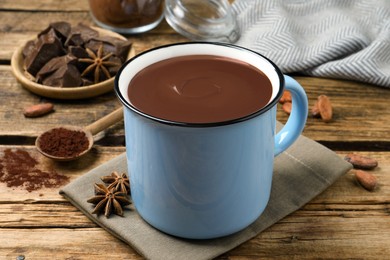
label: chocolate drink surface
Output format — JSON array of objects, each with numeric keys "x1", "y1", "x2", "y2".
[{"x1": 127, "y1": 55, "x2": 273, "y2": 124}]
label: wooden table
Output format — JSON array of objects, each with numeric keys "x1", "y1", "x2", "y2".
[{"x1": 0, "y1": 1, "x2": 389, "y2": 259}]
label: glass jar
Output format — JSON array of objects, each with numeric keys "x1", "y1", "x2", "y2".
[
  {"x1": 164, "y1": 0, "x2": 240, "y2": 43},
  {"x1": 88, "y1": 0, "x2": 164, "y2": 34}
]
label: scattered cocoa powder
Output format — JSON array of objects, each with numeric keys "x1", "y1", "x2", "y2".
[
  {"x1": 0, "y1": 149, "x2": 69, "y2": 192},
  {"x1": 38, "y1": 127, "x2": 89, "y2": 158}
]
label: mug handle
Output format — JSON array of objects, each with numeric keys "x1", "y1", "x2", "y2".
[{"x1": 274, "y1": 75, "x2": 308, "y2": 156}]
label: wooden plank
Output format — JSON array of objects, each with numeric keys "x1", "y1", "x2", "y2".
[
  {"x1": 1, "y1": 208, "x2": 389, "y2": 259},
  {"x1": 0, "y1": 11, "x2": 178, "y2": 60},
  {"x1": 0, "y1": 147, "x2": 388, "y2": 259},
  {"x1": 0, "y1": 151, "x2": 388, "y2": 223},
  {"x1": 0, "y1": 65, "x2": 125, "y2": 137},
  {"x1": 278, "y1": 77, "x2": 390, "y2": 142},
  {"x1": 1, "y1": 64, "x2": 389, "y2": 142},
  {"x1": 0, "y1": 0, "x2": 88, "y2": 11},
  {"x1": 0, "y1": 11, "x2": 91, "y2": 34},
  {"x1": 224, "y1": 212, "x2": 390, "y2": 259},
  {"x1": 312, "y1": 152, "x2": 390, "y2": 203},
  {"x1": 0, "y1": 228, "x2": 142, "y2": 259},
  {"x1": 0, "y1": 203, "x2": 95, "y2": 228},
  {"x1": 1, "y1": 199, "x2": 389, "y2": 228}
]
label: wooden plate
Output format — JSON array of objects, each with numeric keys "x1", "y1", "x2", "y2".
[{"x1": 11, "y1": 26, "x2": 134, "y2": 100}]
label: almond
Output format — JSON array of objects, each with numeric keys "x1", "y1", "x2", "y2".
[
  {"x1": 317, "y1": 95, "x2": 332, "y2": 122},
  {"x1": 282, "y1": 102, "x2": 292, "y2": 114},
  {"x1": 23, "y1": 103, "x2": 54, "y2": 118},
  {"x1": 279, "y1": 90, "x2": 292, "y2": 104},
  {"x1": 353, "y1": 170, "x2": 377, "y2": 191},
  {"x1": 345, "y1": 154, "x2": 378, "y2": 170}
]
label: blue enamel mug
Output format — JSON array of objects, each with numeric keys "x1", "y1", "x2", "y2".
[{"x1": 115, "y1": 42, "x2": 308, "y2": 239}]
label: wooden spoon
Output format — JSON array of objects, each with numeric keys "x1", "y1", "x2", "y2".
[{"x1": 36, "y1": 107, "x2": 124, "y2": 161}]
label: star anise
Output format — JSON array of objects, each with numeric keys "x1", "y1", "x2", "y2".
[
  {"x1": 101, "y1": 171, "x2": 130, "y2": 194},
  {"x1": 87, "y1": 183, "x2": 131, "y2": 218},
  {"x1": 79, "y1": 44, "x2": 121, "y2": 83}
]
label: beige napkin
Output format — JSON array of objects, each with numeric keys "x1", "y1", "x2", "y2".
[{"x1": 60, "y1": 123, "x2": 352, "y2": 260}]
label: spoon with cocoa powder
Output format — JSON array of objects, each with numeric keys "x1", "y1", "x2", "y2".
[{"x1": 36, "y1": 107, "x2": 123, "y2": 161}]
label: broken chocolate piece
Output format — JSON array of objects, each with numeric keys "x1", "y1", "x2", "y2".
[
  {"x1": 115, "y1": 40, "x2": 132, "y2": 62},
  {"x1": 39, "y1": 22, "x2": 72, "y2": 44},
  {"x1": 36, "y1": 54, "x2": 77, "y2": 83},
  {"x1": 68, "y1": 46, "x2": 89, "y2": 59},
  {"x1": 65, "y1": 33, "x2": 84, "y2": 47},
  {"x1": 107, "y1": 56, "x2": 122, "y2": 76},
  {"x1": 24, "y1": 28, "x2": 65, "y2": 76},
  {"x1": 68, "y1": 46, "x2": 90, "y2": 71},
  {"x1": 22, "y1": 22, "x2": 131, "y2": 88},
  {"x1": 71, "y1": 23, "x2": 99, "y2": 43},
  {"x1": 85, "y1": 37, "x2": 116, "y2": 57},
  {"x1": 85, "y1": 36, "x2": 132, "y2": 62},
  {"x1": 42, "y1": 64, "x2": 82, "y2": 87},
  {"x1": 50, "y1": 22, "x2": 72, "y2": 41},
  {"x1": 65, "y1": 23, "x2": 99, "y2": 47}
]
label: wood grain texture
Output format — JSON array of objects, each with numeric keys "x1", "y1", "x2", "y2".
[
  {"x1": 1, "y1": 1, "x2": 389, "y2": 259},
  {"x1": 0, "y1": 150, "x2": 388, "y2": 259},
  {"x1": 0, "y1": 0, "x2": 89, "y2": 11},
  {"x1": 1, "y1": 64, "x2": 389, "y2": 143}
]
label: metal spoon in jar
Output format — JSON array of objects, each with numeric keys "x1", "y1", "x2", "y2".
[{"x1": 36, "y1": 107, "x2": 123, "y2": 161}]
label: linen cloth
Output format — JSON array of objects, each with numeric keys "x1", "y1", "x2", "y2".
[
  {"x1": 232, "y1": 0, "x2": 390, "y2": 87},
  {"x1": 60, "y1": 122, "x2": 352, "y2": 260}
]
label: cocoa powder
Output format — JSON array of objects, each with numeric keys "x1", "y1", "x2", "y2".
[
  {"x1": 38, "y1": 127, "x2": 89, "y2": 158},
  {"x1": 0, "y1": 149, "x2": 69, "y2": 192}
]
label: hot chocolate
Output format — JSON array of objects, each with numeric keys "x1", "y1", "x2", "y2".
[{"x1": 127, "y1": 55, "x2": 273, "y2": 124}]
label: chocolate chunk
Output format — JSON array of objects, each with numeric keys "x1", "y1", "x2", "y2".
[
  {"x1": 65, "y1": 33, "x2": 84, "y2": 47},
  {"x1": 86, "y1": 36, "x2": 132, "y2": 62},
  {"x1": 24, "y1": 28, "x2": 65, "y2": 76},
  {"x1": 38, "y1": 22, "x2": 71, "y2": 44},
  {"x1": 85, "y1": 38, "x2": 115, "y2": 56},
  {"x1": 68, "y1": 46, "x2": 90, "y2": 71},
  {"x1": 42, "y1": 64, "x2": 82, "y2": 87},
  {"x1": 64, "y1": 24, "x2": 99, "y2": 47},
  {"x1": 115, "y1": 40, "x2": 132, "y2": 62},
  {"x1": 68, "y1": 46, "x2": 89, "y2": 59},
  {"x1": 71, "y1": 23, "x2": 99, "y2": 43},
  {"x1": 50, "y1": 22, "x2": 71, "y2": 40},
  {"x1": 22, "y1": 22, "x2": 131, "y2": 88},
  {"x1": 107, "y1": 56, "x2": 122, "y2": 75},
  {"x1": 36, "y1": 54, "x2": 77, "y2": 83}
]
